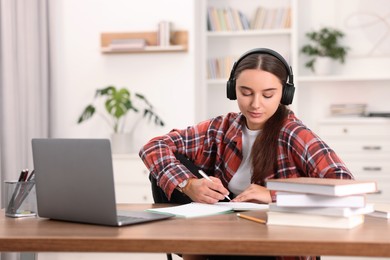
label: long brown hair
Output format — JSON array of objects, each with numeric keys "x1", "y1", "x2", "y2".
[{"x1": 233, "y1": 53, "x2": 289, "y2": 185}]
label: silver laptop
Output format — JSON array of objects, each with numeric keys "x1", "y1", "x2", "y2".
[{"x1": 31, "y1": 138, "x2": 173, "y2": 226}]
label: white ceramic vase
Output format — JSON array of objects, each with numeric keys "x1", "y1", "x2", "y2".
[
  {"x1": 314, "y1": 56, "x2": 333, "y2": 75},
  {"x1": 110, "y1": 133, "x2": 135, "y2": 154}
]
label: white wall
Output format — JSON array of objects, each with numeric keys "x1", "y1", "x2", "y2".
[
  {"x1": 49, "y1": 0, "x2": 390, "y2": 145},
  {"x1": 49, "y1": 0, "x2": 197, "y2": 149}
]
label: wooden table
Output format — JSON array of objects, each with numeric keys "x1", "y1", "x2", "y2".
[{"x1": 1, "y1": 204, "x2": 390, "y2": 257}]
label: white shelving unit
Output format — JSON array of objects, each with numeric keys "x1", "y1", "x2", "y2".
[
  {"x1": 197, "y1": 0, "x2": 390, "y2": 129},
  {"x1": 197, "y1": 0, "x2": 295, "y2": 121}
]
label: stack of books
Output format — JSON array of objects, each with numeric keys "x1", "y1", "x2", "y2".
[
  {"x1": 329, "y1": 103, "x2": 367, "y2": 117},
  {"x1": 251, "y1": 6, "x2": 292, "y2": 30},
  {"x1": 265, "y1": 178, "x2": 377, "y2": 229},
  {"x1": 207, "y1": 7, "x2": 251, "y2": 32}
]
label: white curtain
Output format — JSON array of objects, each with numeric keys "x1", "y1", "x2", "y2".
[
  {"x1": 1, "y1": 1, "x2": 50, "y2": 259},
  {"x1": 0, "y1": 0, "x2": 50, "y2": 211}
]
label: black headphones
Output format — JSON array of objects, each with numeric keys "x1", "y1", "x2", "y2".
[{"x1": 226, "y1": 48, "x2": 295, "y2": 105}]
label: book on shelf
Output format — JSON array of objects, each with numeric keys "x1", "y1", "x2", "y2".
[
  {"x1": 239, "y1": 11, "x2": 250, "y2": 30},
  {"x1": 110, "y1": 38, "x2": 146, "y2": 45},
  {"x1": 368, "y1": 203, "x2": 390, "y2": 219},
  {"x1": 104, "y1": 38, "x2": 147, "y2": 52},
  {"x1": 108, "y1": 39, "x2": 146, "y2": 51},
  {"x1": 207, "y1": 56, "x2": 234, "y2": 80},
  {"x1": 269, "y1": 203, "x2": 374, "y2": 217},
  {"x1": 266, "y1": 177, "x2": 377, "y2": 197},
  {"x1": 330, "y1": 103, "x2": 367, "y2": 117},
  {"x1": 146, "y1": 202, "x2": 267, "y2": 218},
  {"x1": 275, "y1": 191, "x2": 367, "y2": 208},
  {"x1": 157, "y1": 21, "x2": 172, "y2": 46},
  {"x1": 231, "y1": 8, "x2": 243, "y2": 31},
  {"x1": 207, "y1": 6, "x2": 250, "y2": 32},
  {"x1": 251, "y1": 6, "x2": 291, "y2": 30},
  {"x1": 266, "y1": 211, "x2": 365, "y2": 229}
]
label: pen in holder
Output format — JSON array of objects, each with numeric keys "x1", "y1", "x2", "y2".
[{"x1": 4, "y1": 180, "x2": 37, "y2": 218}]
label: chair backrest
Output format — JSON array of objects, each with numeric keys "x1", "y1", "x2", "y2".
[{"x1": 149, "y1": 152, "x2": 199, "y2": 204}]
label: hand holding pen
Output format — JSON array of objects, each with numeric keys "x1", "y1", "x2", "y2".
[
  {"x1": 198, "y1": 170, "x2": 231, "y2": 201},
  {"x1": 178, "y1": 169, "x2": 231, "y2": 203}
]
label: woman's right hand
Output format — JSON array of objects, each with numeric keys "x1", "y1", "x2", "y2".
[{"x1": 182, "y1": 177, "x2": 230, "y2": 204}]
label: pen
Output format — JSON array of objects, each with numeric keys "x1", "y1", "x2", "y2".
[
  {"x1": 18, "y1": 169, "x2": 28, "y2": 182},
  {"x1": 22, "y1": 169, "x2": 29, "y2": 181},
  {"x1": 237, "y1": 213, "x2": 266, "y2": 224},
  {"x1": 27, "y1": 170, "x2": 35, "y2": 181},
  {"x1": 198, "y1": 170, "x2": 231, "y2": 201},
  {"x1": 7, "y1": 169, "x2": 29, "y2": 214}
]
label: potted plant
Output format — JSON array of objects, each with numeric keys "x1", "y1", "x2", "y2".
[
  {"x1": 300, "y1": 27, "x2": 350, "y2": 74},
  {"x1": 77, "y1": 85, "x2": 164, "y2": 153}
]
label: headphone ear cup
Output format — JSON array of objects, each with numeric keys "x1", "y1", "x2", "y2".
[
  {"x1": 281, "y1": 83, "x2": 295, "y2": 105},
  {"x1": 226, "y1": 79, "x2": 237, "y2": 100}
]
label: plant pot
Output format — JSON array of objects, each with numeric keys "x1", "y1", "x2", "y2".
[
  {"x1": 314, "y1": 57, "x2": 333, "y2": 75},
  {"x1": 110, "y1": 133, "x2": 136, "y2": 154}
]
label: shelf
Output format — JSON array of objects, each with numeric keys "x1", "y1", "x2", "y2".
[
  {"x1": 297, "y1": 75, "x2": 390, "y2": 82},
  {"x1": 101, "y1": 31, "x2": 188, "y2": 54},
  {"x1": 207, "y1": 29, "x2": 292, "y2": 37},
  {"x1": 319, "y1": 117, "x2": 390, "y2": 124}
]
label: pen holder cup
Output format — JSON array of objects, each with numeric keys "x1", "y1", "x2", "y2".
[{"x1": 4, "y1": 180, "x2": 37, "y2": 218}]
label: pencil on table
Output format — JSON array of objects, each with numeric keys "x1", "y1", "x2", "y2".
[{"x1": 237, "y1": 213, "x2": 266, "y2": 224}]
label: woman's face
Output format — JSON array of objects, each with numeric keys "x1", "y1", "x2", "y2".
[{"x1": 236, "y1": 69, "x2": 283, "y2": 130}]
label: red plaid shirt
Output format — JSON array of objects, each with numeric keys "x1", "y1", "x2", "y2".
[
  {"x1": 140, "y1": 110, "x2": 353, "y2": 260},
  {"x1": 140, "y1": 110, "x2": 352, "y2": 199}
]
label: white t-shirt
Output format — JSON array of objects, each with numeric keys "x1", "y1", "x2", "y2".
[{"x1": 228, "y1": 125, "x2": 260, "y2": 196}]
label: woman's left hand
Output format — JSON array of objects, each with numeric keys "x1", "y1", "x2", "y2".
[{"x1": 232, "y1": 184, "x2": 272, "y2": 204}]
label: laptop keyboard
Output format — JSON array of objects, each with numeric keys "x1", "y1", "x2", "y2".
[{"x1": 117, "y1": 215, "x2": 145, "y2": 223}]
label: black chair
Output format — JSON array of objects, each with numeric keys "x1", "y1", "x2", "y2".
[
  {"x1": 149, "y1": 152, "x2": 198, "y2": 205},
  {"x1": 149, "y1": 153, "x2": 197, "y2": 260}
]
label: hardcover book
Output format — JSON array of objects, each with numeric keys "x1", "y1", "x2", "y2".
[
  {"x1": 269, "y1": 202, "x2": 374, "y2": 217},
  {"x1": 368, "y1": 203, "x2": 390, "y2": 219},
  {"x1": 275, "y1": 191, "x2": 367, "y2": 208},
  {"x1": 266, "y1": 177, "x2": 377, "y2": 196},
  {"x1": 267, "y1": 211, "x2": 365, "y2": 229}
]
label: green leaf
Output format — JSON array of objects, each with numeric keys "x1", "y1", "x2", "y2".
[
  {"x1": 77, "y1": 105, "x2": 96, "y2": 123},
  {"x1": 105, "y1": 88, "x2": 131, "y2": 119},
  {"x1": 95, "y1": 86, "x2": 115, "y2": 97}
]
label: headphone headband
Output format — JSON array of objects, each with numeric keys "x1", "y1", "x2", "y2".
[{"x1": 226, "y1": 48, "x2": 295, "y2": 105}]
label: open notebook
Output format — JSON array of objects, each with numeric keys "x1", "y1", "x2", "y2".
[{"x1": 147, "y1": 202, "x2": 269, "y2": 218}]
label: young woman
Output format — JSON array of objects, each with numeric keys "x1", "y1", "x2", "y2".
[{"x1": 139, "y1": 48, "x2": 353, "y2": 260}]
